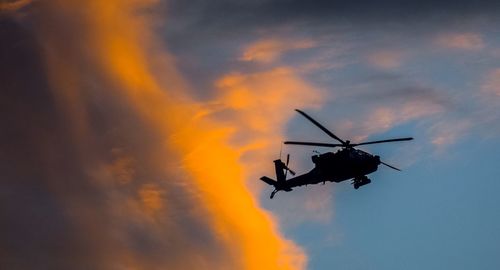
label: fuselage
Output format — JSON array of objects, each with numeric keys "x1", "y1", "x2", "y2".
[{"x1": 303, "y1": 148, "x2": 380, "y2": 184}]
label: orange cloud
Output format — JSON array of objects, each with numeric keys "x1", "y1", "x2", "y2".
[
  {"x1": 212, "y1": 66, "x2": 332, "y2": 227},
  {"x1": 213, "y1": 67, "x2": 324, "y2": 189},
  {"x1": 215, "y1": 67, "x2": 323, "y2": 132},
  {"x1": 435, "y1": 32, "x2": 485, "y2": 50},
  {"x1": 32, "y1": 0, "x2": 308, "y2": 269},
  {"x1": 138, "y1": 184, "x2": 164, "y2": 220},
  {"x1": 366, "y1": 50, "x2": 406, "y2": 69},
  {"x1": 240, "y1": 38, "x2": 316, "y2": 63},
  {"x1": 104, "y1": 148, "x2": 136, "y2": 185}
]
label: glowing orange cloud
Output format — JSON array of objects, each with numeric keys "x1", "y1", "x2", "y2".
[
  {"x1": 34, "y1": 0, "x2": 310, "y2": 269},
  {"x1": 213, "y1": 68, "x2": 324, "y2": 190}
]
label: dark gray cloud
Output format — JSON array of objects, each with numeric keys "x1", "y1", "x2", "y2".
[
  {"x1": 166, "y1": 0, "x2": 500, "y2": 37},
  {"x1": 0, "y1": 17, "x2": 85, "y2": 269},
  {"x1": 344, "y1": 73, "x2": 456, "y2": 109},
  {"x1": 163, "y1": 0, "x2": 500, "y2": 102}
]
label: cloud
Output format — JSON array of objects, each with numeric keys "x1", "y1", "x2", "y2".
[
  {"x1": 435, "y1": 32, "x2": 485, "y2": 50},
  {"x1": 366, "y1": 50, "x2": 406, "y2": 70},
  {"x1": 277, "y1": 185, "x2": 334, "y2": 225},
  {"x1": 214, "y1": 67, "x2": 323, "y2": 133},
  {"x1": 326, "y1": 82, "x2": 450, "y2": 141},
  {"x1": 212, "y1": 66, "x2": 325, "y2": 186},
  {"x1": 481, "y1": 68, "x2": 500, "y2": 96},
  {"x1": 165, "y1": 0, "x2": 500, "y2": 45},
  {"x1": 491, "y1": 48, "x2": 500, "y2": 58},
  {"x1": 5, "y1": 1, "x2": 500, "y2": 269},
  {"x1": 430, "y1": 120, "x2": 472, "y2": 148},
  {"x1": 358, "y1": 99, "x2": 443, "y2": 140},
  {"x1": 1, "y1": 0, "x2": 309, "y2": 269},
  {"x1": 0, "y1": 0, "x2": 33, "y2": 12},
  {"x1": 211, "y1": 63, "x2": 332, "y2": 225},
  {"x1": 240, "y1": 38, "x2": 316, "y2": 63}
]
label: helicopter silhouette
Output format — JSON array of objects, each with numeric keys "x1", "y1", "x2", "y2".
[{"x1": 260, "y1": 109, "x2": 413, "y2": 199}]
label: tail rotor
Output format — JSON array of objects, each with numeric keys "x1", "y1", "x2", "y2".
[{"x1": 284, "y1": 154, "x2": 296, "y2": 179}]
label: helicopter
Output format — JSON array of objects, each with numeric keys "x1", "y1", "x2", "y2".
[{"x1": 260, "y1": 109, "x2": 413, "y2": 199}]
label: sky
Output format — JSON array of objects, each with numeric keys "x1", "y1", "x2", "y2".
[{"x1": 1, "y1": 0, "x2": 500, "y2": 269}]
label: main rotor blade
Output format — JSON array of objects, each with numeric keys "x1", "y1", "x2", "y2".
[
  {"x1": 284, "y1": 141, "x2": 344, "y2": 147},
  {"x1": 380, "y1": 161, "x2": 401, "y2": 171},
  {"x1": 357, "y1": 148, "x2": 402, "y2": 171},
  {"x1": 295, "y1": 109, "x2": 346, "y2": 145},
  {"x1": 352, "y1": 137, "x2": 413, "y2": 147}
]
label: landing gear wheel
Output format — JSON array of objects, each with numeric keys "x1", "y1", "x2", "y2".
[
  {"x1": 270, "y1": 189, "x2": 278, "y2": 199},
  {"x1": 352, "y1": 176, "x2": 371, "y2": 189}
]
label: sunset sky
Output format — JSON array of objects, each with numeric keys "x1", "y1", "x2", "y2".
[{"x1": 2, "y1": 1, "x2": 500, "y2": 269}]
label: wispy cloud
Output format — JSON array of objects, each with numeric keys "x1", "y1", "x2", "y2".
[
  {"x1": 358, "y1": 100, "x2": 443, "y2": 140},
  {"x1": 327, "y1": 83, "x2": 450, "y2": 141},
  {"x1": 481, "y1": 68, "x2": 500, "y2": 96},
  {"x1": 240, "y1": 38, "x2": 316, "y2": 63},
  {"x1": 0, "y1": 0, "x2": 33, "y2": 12},
  {"x1": 366, "y1": 50, "x2": 406, "y2": 70},
  {"x1": 430, "y1": 120, "x2": 472, "y2": 148},
  {"x1": 435, "y1": 32, "x2": 485, "y2": 50}
]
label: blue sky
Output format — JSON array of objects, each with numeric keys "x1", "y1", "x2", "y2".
[
  {"x1": 273, "y1": 30, "x2": 500, "y2": 269},
  {"x1": 270, "y1": 103, "x2": 500, "y2": 270},
  {"x1": 288, "y1": 138, "x2": 500, "y2": 270}
]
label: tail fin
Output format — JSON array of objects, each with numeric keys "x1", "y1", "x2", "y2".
[
  {"x1": 260, "y1": 159, "x2": 290, "y2": 199},
  {"x1": 273, "y1": 159, "x2": 286, "y2": 184}
]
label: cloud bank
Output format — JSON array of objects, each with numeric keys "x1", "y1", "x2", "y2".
[{"x1": 0, "y1": 0, "x2": 321, "y2": 269}]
